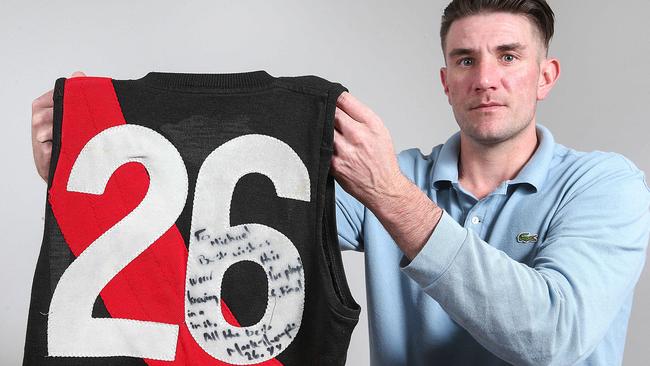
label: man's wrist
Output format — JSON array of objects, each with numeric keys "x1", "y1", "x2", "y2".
[
  {"x1": 363, "y1": 172, "x2": 412, "y2": 213},
  {"x1": 364, "y1": 173, "x2": 444, "y2": 259}
]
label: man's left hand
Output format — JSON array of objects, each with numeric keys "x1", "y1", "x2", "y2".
[
  {"x1": 331, "y1": 91, "x2": 442, "y2": 260},
  {"x1": 331, "y1": 92, "x2": 409, "y2": 210}
]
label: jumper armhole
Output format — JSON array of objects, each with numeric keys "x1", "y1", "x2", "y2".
[
  {"x1": 321, "y1": 172, "x2": 361, "y2": 318},
  {"x1": 315, "y1": 87, "x2": 360, "y2": 319}
]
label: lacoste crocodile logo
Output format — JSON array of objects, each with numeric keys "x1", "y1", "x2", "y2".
[{"x1": 516, "y1": 232, "x2": 538, "y2": 244}]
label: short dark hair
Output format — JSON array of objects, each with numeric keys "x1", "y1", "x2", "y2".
[{"x1": 440, "y1": 0, "x2": 555, "y2": 53}]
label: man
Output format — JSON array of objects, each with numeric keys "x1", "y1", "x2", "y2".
[
  {"x1": 31, "y1": 0, "x2": 649, "y2": 365},
  {"x1": 330, "y1": 1, "x2": 649, "y2": 365}
]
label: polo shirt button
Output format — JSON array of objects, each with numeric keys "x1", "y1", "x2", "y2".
[{"x1": 471, "y1": 216, "x2": 481, "y2": 224}]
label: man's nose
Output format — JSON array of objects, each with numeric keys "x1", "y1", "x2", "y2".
[{"x1": 473, "y1": 59, "x2": 500, "y2": 92}]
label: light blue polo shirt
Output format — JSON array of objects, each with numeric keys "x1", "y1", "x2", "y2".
[{"x1": 335, "y1": 124, "x2": 650, "y2": 366}]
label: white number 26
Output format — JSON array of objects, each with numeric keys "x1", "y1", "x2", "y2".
[{"x1": 48, "y1": 125, "x2": 309, "y2": 364}]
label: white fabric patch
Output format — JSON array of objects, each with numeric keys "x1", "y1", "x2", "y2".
[
  {"x1": 48, "y1": 125, "x2": 187, "y2": 360},
  {"x1": 185, "y1": 134, "x2": 309, "y2": 364}
]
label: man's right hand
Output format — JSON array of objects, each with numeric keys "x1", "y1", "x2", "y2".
[{"x1": 31, "y1": 71, "x2": 86, "y2": 182}]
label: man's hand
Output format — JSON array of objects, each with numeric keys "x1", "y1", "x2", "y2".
[
  {"x1": 31, "y1": 71, "x2": 85, "y2": 182},
  {"x1": 332, "y1": 92, "x2": 407, "y2": 208},
  {"x1": 332, "y1": 92, "x2": 442, "y2": 260}
]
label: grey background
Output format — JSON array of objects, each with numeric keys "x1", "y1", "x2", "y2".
[{"x1": 1, "y1": 0, "x2": 648, "y2": 364}]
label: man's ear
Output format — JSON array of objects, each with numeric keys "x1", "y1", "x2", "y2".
[
  {"x1": 537, "y1": 57, "x2": 560, "y2": 100},
  {"x1": 440, "y1": 67, "x2": 451, "y2": 102}
]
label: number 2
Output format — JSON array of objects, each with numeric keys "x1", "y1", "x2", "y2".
[{"x1": 48, "y1": 125, "x2": 186, "y2": 360}]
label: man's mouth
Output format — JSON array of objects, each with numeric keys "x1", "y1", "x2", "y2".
[{"x1": 471, "y1": 102, "x2": 506, "y2": 111}]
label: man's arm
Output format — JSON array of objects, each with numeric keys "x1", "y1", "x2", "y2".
[
  {"x1": 399, "y1": 157, "x2": 650, "y2": 365},
  {"x1": 332, "y1": 92, "x2": 650, "y2": 365}
]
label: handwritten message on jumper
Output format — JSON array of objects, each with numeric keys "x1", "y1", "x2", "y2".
[{"x1": 185, "y1": 224, "x2": 305, "y2": 363}]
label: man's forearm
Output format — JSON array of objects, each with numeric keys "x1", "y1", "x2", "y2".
[{"x1": 364, "y1": 174, "x2": 443, "y2": 260}]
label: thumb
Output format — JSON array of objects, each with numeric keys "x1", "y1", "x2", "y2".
[{"x1": 70, "y1": 71, "x2": 86, "y2": 78}]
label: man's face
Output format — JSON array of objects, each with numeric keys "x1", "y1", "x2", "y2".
[{"x1": 440, "y1": 12, "x2": 553, "y2": 146}]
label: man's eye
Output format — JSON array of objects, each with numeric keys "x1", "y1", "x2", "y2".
[
  {"x1": 459, "y1": 58, "x2": 473, "y2": 66},
  {"x1": 502, "y1": 54, "x2": 516, "y2": 63}
]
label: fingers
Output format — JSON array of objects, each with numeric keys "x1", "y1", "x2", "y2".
[
  {"x1": 333, "y1": 113, "x2": 353, "y2": 157},
  {"x1": 334, "y1": 106, "x2": 358, "y2": 135},
  {"x1": 32, "y1": 91, "x2": 54, "y2": 141},
  {"x1": 32, "y1": 141, "x2": 52, "y2": 182},
  {"x1": 331, "y1": 127, "x2": 351, "y2": 181},
  {"x1": 32, "y1": 88, "x2": 53, "y2": 181},
  {"x1": 32, "y1": 89, "x2": 54, "y2": 110},
  {"x1": 32, "y1": 114, "x2": 53, "y2": 143},
  {"x1": 31, "y1": 70, "x2": 84, "y2": 182},
  {"x1": 335, "y1": 106, "x2": 373, "y2": 149},
  {"x1": 30, "y1": 71, "x2": 85, "y2": 112},
  {"x1": 336, "y1": 91, "x2": 381, "y2": 125},
  {"x1": 332, "y1": 128, "x2": 343, "y2": 157}
]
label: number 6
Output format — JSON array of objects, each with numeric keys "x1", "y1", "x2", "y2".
[{"x1": 185, "y1": 134, "x2": 309, "y2": 364}]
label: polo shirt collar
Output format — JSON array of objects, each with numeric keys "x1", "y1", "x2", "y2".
[
  {"x1": 431, "y1": 124, "x2": 555, "y2": 193},
  {"x1": 431, "y1": 131, "x2": 461, "y2": 188}
]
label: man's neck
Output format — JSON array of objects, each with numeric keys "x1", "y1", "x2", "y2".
[{"x1": 458, "y1": 122, "x2": 539, "y2": 200}]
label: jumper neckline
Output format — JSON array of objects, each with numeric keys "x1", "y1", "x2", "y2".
[{"x1": 139, "y1": 70, "x2": 276, "y2": 90}]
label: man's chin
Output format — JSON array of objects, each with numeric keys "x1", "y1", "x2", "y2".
[
  {"x1": 460, "y1": 122, "x2": 528, "y2": 146},
  {"x1": 467, "y1": 132, "x2": 511, "y2": 146}
]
